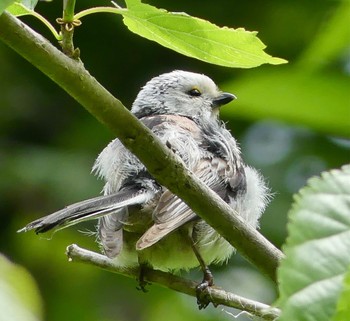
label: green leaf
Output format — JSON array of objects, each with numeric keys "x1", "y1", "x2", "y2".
[
  {"x1": 122, "y1": 0, "x2": 287, "y2": 68},
  {"x1": 221, "y1": 67, "x2": 350, "y2": 137},
  {"x1": 277, "y1": 165, "x2": 350, "y2": 321},
  {"x1": 333, "y1": 265, "x2": 350, "y2": 321},
  {"x1": 7, "y1": 2, "x2": 36, "y2": 17},
  {"x1": 0, "y1": 0, "x2": 17, "y2": 15},
  {"x1": 0, "y1": 254, "x2": 43, "y2": 321},
  {"x1": 21, "y1": 0, "x2": 38, "y2": 10},
  {"x1": 5, "y1": 0, "x2": 39, "y2": 16}
]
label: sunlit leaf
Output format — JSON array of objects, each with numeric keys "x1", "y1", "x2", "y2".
[
  {"x1": 277, "y1": 165, "x2": 350, "y2": 321},
  {"x1": 6, "y1": 0, "x2": 39, "y2": 16},
  {"x1": 0, "y1": 254, "x2": 43, "y2": 321},
  {"x1": 21, "y1": 0, "x2": 38, "y2": 10},
  {"x1": 0, "y1": 0, "x2": 16, "y2": 14},
  {"x1": 121, "y1": 0, "x2": 287, "y2": 68}
]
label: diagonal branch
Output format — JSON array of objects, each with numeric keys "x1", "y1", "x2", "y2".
[
  {"x1": 0, "y1": 12, "x2": 283, "y2": 281},
  {"x1": 67, "y1": 244, "x2": 281, "y2": 320}
]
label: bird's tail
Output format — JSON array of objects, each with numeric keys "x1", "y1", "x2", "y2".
[{"x1": 18, "y1": 188, "x2": 154, "y2": 235}]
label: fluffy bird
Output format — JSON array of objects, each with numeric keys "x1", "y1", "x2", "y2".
[{"x1": 19, "y1": 71, "x2": 269, "y2": 306}]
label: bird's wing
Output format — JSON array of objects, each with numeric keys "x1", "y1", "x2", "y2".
[
  {"x1": 135, "y1": 191, "x2": 195, "y2": 250},
  {"x1": 136, "y1": 156, "x2": 240, "y2": 250},
  {"x1": 18, "y1": 187, "x2": 155, "y2": 235}
]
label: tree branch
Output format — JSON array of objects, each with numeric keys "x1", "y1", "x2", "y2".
[
  {"x1": 67, "y1": 244, "x2": 281, "y2": 320},
  {"x1": 0, "y1": 12, "x2": 283, "y2": 281}
]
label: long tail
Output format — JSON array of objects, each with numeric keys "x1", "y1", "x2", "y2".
[{"x1": 18, "y1": 188, "x2": 154, "y2": 235}]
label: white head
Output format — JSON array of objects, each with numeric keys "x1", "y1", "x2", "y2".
[{"x1": 131, "y1": 70, "x2": 235, "y2": 120}]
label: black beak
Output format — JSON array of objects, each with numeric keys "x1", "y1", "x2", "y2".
[{"x1": 212, "y1": 92, "x2": 236, "y2": 108}]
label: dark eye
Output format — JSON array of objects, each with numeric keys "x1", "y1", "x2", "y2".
[{"x1": 188, "y1": 88, "x2": 202, "y2": 97}]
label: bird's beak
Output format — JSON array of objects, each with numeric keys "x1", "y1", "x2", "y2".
[{"x1": 212, "y1": 92, "x2": 236, "y2": 108}]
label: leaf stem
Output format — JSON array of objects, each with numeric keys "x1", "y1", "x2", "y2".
[
  {"x1": 73, "y1": 6, "x2": 125, "y2": 21},
  {"x1": 30, "y1": 10, "x2": 62, "y2": 40},
  {"x1": 63, "y1": 0, "x2": 76, "y2": 21}
]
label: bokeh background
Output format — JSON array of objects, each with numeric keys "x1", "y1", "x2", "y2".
[{"x1": 1, "y1": 0, "x2": 349, "y2": 320}]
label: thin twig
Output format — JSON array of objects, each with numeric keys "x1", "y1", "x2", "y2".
[{"x1": 67, "y1": 244, "x2": 281, "y2": 320}]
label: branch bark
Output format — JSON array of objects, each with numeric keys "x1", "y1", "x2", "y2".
[
  {"x1": 0, "y1": 11, "x2": 283, "y2": 281},
  {"x1": 67, "y1": 244, "x2": 281, "y2": 320}
]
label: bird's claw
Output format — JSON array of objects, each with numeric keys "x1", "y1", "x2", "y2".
[
  {"x1": 196, "y1": 269, "x2": 215, "y2": 309},
  {"x1": 136, "y1": 281, "x2": 150, "y2": 292},
  {"x1": 136, "y1": 264, "x2": 151, "y2": 292},
  {"x1": 196, "y1": 280, "x2": 214, "y2": 309}
]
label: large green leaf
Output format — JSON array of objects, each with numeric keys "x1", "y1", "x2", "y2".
[
  {"x1": 0, "y1": 254, "x2": 43, "y2": 321},
  {"x1": 0, "y1": 0, "x2": 17, "y2": 14},
  {"x1": 121, "y1": 0, "x2": 286, "y2": 68},
  {"x1": 277, "y1": 165, "x2": 350, "y2": 321}
]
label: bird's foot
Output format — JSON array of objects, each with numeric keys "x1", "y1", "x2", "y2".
[
  {"x1": 136, "y1": 264, "x2": 151, "y2": 292},
  {"x1": 196, "y1": 268, "x2": 215, "y2": 309}
]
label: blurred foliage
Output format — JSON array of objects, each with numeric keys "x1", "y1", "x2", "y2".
[
  {"x1": 0, "y1": 0, "x2": 16, "y2": 14},
  {"x1": 0, "y1": 0, "x2": 349, "y2": 321},
  {"x1": 0, "y1": 254, "x2": 43, "y2": 321},
  {"x1": 222, "y1": 0, "x2": 350, "y2": 137},
  {"x1": 277, "y1": 166, "x2": 350, "y2": 321}
]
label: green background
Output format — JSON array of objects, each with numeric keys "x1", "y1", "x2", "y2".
[{"x1": 1, "y1": 0, "x2": 349, "y2": 320}]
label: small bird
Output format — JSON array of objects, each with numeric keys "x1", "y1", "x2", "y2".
[{"x1": 19, "y1": 70, "x2": 269, "y2": 307}]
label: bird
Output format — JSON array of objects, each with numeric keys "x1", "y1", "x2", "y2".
[{"x1": 19, "y1": 70, "x2": 269, "y2": 308}]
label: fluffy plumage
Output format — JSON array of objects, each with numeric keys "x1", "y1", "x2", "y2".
[{"x1": 19, "y1": 70, "x2": 269, "y2": 273}]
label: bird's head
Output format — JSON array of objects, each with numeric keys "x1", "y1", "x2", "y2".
[{"x1": 131, "y1": 70, "x2": 236, "y2": 121}]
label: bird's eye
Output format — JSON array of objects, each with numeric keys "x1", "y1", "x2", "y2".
[{"x1": 188, "y1": 88, "x2": 202, "y2": 97}]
